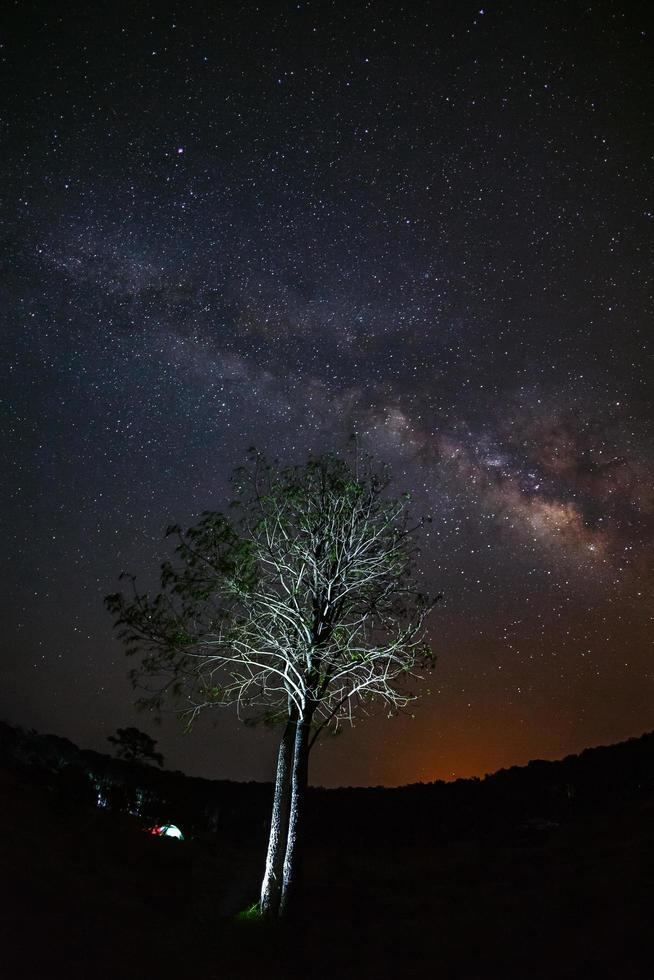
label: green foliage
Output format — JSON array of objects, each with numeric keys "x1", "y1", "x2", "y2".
[{"x1": 235, "y1": 902, "x2": 264, "y2": 922}]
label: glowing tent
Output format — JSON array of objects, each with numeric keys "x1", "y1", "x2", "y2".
[{"x1": 148, "y1": 823, "x2": 184, "y2": 840}]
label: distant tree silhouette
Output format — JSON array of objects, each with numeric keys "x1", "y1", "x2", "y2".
[
  {"x1": 107, "y1": 726, "x2": 164, "y2": 767},
  {"x1": 106, "y1": 450, "x2": 437, "y2": 915}
]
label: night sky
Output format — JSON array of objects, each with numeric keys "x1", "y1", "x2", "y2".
[{"x1": 2, "y1": 1, "x2": 652, "y2": 788}]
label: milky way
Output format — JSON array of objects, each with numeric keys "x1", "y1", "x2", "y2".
[{"x1": 2, "y1": 1, "x2": 652, "y2": 786}]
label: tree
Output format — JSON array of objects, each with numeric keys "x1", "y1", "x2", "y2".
[
  {"x1": 106, "y1": 451, "x2": 437, "y2": 915},
  {"x1": 107, "y1": 726, "x2": 164, "y2": 767}
]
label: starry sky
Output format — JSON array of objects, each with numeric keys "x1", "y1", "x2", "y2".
[{"x1": 2, "y1": 1, "x2": 652, "y2": 787}]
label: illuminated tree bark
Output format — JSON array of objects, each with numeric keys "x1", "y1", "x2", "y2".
[
  {"x1": 279, "y1": 713, "x2": 311, "y2": 916},
  {"x1": 259, "y1": 710, "x2": 295, "y2": 915}
]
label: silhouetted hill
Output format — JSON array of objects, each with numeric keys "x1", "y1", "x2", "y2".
[{"x1": 2, "y1": 719, "x2": 653, "y2": 843}]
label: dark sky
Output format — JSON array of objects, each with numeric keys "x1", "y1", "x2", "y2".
[{"x1": 2, "y1": 0, "x2": 652, "y2": 787}]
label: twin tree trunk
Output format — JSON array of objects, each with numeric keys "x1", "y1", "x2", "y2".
[
  {"x1": 259, "y1": 709, "x2": 312, "y2": 917},
  {"x1": 259, "y1": 714, "x2": 295, "y2": 915}
]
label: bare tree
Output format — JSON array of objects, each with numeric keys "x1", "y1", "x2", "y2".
[{"x1": 106, "y1": 452, "x2": 437, "y2": 916}]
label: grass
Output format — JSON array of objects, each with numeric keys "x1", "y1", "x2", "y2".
[{"x1": 235, "y1": 901, "x2": 264, "y2": 921}]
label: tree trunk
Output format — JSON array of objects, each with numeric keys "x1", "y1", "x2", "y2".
[
  {"x1": 279, "y1": 713, "x2": 311, "y2": 916},
  {"x1": 259, "y1": 713, "x2": 295, "y2": 916}
]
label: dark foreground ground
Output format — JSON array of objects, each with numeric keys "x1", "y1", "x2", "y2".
[{"x1": 1, "y1": 765, "x2": 651, "y2": 980}]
